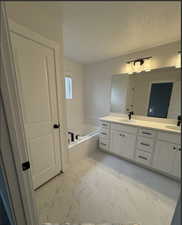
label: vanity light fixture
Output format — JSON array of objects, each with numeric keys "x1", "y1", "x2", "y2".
[
  {"x1": 143, "y1": 58, "x2": 152, "y2": 72},
  {"x1": 126, "y1": 56, "x2": 152, "y2": 74},
  {"x1": 126, "y1": 62, "x2": 134, "y2": 74},
  {"x1": 176, "y1": 51, "x2": 181, "y2": 68}
]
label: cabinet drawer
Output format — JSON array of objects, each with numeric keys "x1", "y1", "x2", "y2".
[
  {"x1": 99, "y1": 120, "x2": 110, "y2": 129},
  {"x1": 137, "y1": 136, "x2": 154, "y2": 153},
  {"x1": 135, "y1": 149, "x2": 151, "y2": 166},
  {"x1": 111, "y1": 123, "x2": 138, "y2": 134},
  {"x1": 99, "y1": 128, "x2": 110, "y2": 139},
  {"x1": 99, "y1": 137, "x2": 109, "y2": 151},
  {"x1": 157, "y1": 131, "x2": 180, "y2": 144},
  {"x1": 138, "y1": 128, "x2": 156, "y2": 138}
]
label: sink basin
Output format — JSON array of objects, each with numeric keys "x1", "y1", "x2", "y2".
[{"x1": 166, "y1": 125, "x2": 180, "y2": 131}]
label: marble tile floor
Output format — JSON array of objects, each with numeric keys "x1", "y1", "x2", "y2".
[{"x1": 35, "y1": 150, "x2": 180, "y2": 225}]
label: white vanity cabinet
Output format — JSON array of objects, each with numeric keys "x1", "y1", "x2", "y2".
[
  {"x1": 109, "y1": 123, "x2": 137, "y2": 160},
  {"x1": 153, "y1": 141, "x2": 177, "y2": 174},
  {"x1": 172, "y1": 145, "x2": 181, "y2": 178},
  {"x1": 99, "y1": 118, "x2": 181, "y2": 180},
  {"x1": 152, "y1": 132, "x2": 181, "y2": 178},
  {"x1": 99, "y1": 121, "x2": 110, "y2": 151},
  {"x1": 110, "y1": 130, "x2": 136, "y2": 160}
]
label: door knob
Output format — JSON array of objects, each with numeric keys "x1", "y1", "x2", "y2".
[{"x1": 53, "y1": 123, "x2": 60, "y2": 129}]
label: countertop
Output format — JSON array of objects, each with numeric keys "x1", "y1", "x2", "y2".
[{"x1": 100, "y1": 115, "x2": 181, "y2": 134}]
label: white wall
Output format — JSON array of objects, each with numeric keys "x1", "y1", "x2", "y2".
[
  {"x1": 64, "y1": 58, "x2": 85, "y2": 133},
  {"x1": 84, "y1": 41, "x2": 180, "y2": 125}
]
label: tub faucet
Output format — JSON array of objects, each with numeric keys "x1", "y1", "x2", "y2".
[
  {"x1": 68, "y1": 132, "x2": 74, "y2": 142},
  {"x1": 177, "y1": 115, "x2": 181, "y2": 127},
  {"x1": 128, "y1": 111, "x2": 134, "y2": 120}
]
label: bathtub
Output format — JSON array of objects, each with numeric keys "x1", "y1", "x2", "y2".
[{"x1": 68, "y1": 125, "x2": 100, "y2": 164}]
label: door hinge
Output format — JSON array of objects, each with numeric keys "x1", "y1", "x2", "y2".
[{"x1": 22, "y1": 161, "x2": 30, "y2": 171}]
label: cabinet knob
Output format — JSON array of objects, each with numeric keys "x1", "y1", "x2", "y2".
[
  {"x1": 53, "y1": 123, "x2": 60, "y2": 129},
  {"x1": 173, "y1": 146, "x2": 176, "y2": 150}
]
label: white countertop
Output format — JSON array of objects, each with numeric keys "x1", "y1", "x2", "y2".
[{"x1": 100, "y1": 115, "x2": 181, "y2": 134}]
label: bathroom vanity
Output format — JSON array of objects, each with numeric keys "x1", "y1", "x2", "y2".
[{"x1": 99, "y1": 116, "x2": 181, "y2": 179}]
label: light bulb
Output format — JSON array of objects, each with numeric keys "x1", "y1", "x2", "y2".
[
  {"x1": 176, "y1": 53, "x2": 181, "y2": 68},
  {"x1": 144, "y1": 58, "x2": 152, "y2": 72},
  {"x1": 126, "y1": 63, "x2": 133, "y2": 74},
  {"x1": 134, "y1": 61, "x2": 142, "y2": 73}
]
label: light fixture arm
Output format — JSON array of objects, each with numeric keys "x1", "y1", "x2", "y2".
[{"x1": 126, "y1": 56, "x2": 152, "y2": 65}]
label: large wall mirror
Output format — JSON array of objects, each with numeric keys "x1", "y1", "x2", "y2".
[{"x1": 110, "y1": 67, "x2": 181, "y2": 119}]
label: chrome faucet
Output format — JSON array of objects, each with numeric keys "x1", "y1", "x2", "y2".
[
  {"x1": 128, "y1": 111, "x2": 134, "y2": 120},
  {"x1": 177, "y1": 115, "x2": 181, "y2": 127}
]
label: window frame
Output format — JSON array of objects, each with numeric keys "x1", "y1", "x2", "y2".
[{"x1": 65, "y1": 75, "x2": 73, "y2": 99}]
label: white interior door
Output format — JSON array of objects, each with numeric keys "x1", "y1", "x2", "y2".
[
  {"x1": 110, "y1": 130, "x2": 121, "y2": 155},
  {"x1": 10, "y1": 32, "x2": 62, "y2": 189}
]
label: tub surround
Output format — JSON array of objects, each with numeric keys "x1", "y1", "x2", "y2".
[
  {"x1": 69, "y1": 131, "x2": 99, "y2": 149},
  {"x1": 99, "y1": 115, "x2": 181, "y2": 180},
  {"x1": 68, "y1": 127, "x2": 99, "y2": 166},
  {"x1": 68, "y1": 125, "x2": 100, "y2": 148}
]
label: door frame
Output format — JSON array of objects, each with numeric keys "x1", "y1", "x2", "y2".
[
  {"x1": 1, "y1": 3, "x2": 40, "y2": 225},
  {"x1": 8, "y1": 18, "x2": 68, "y2": 174}
]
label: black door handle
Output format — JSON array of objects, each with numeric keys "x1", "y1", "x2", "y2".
[
  {"x1": 53, "y1": 123, "x2": 60, "y2": 129},
  {"x1": 22, "y1": 161, "x2": 30, "y2": 171}
]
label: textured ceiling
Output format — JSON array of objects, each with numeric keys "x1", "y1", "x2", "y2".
[
  {"x1": 6, "y1": 1, "x2": 181, "y2": 64},
  {"x1": 62, "y1": 1, "x2": 181, "y2": 64}
]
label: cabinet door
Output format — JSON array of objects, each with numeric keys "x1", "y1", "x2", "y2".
[
  {"x1": 110, "y1": 130, "x2": 136, "y2": 160},
  {"x1": 153, "y1": 141, "x2": 175, "y2": 174},
  {"x1": 171, "y1": 145, "x2": 181, "y2": 178},
  {"x1": 119, "y1": 132, "x2": 136, "y2": 159},
  {"x1": 110, "y1": 130, "x2": 121, "y2": 155}
]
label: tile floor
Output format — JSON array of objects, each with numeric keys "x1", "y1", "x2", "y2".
[{"x1": 35, "y1": 150, "x2": 180, "y2": 225}]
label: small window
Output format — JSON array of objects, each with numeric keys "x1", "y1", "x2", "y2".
[{"x1": 65, "y1": 76, "x2": 73, "y2": 99}]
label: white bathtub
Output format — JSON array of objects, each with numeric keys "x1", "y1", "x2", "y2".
[{"x1": 68, "y1": 125, "x2": 100, "y2": 164}]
